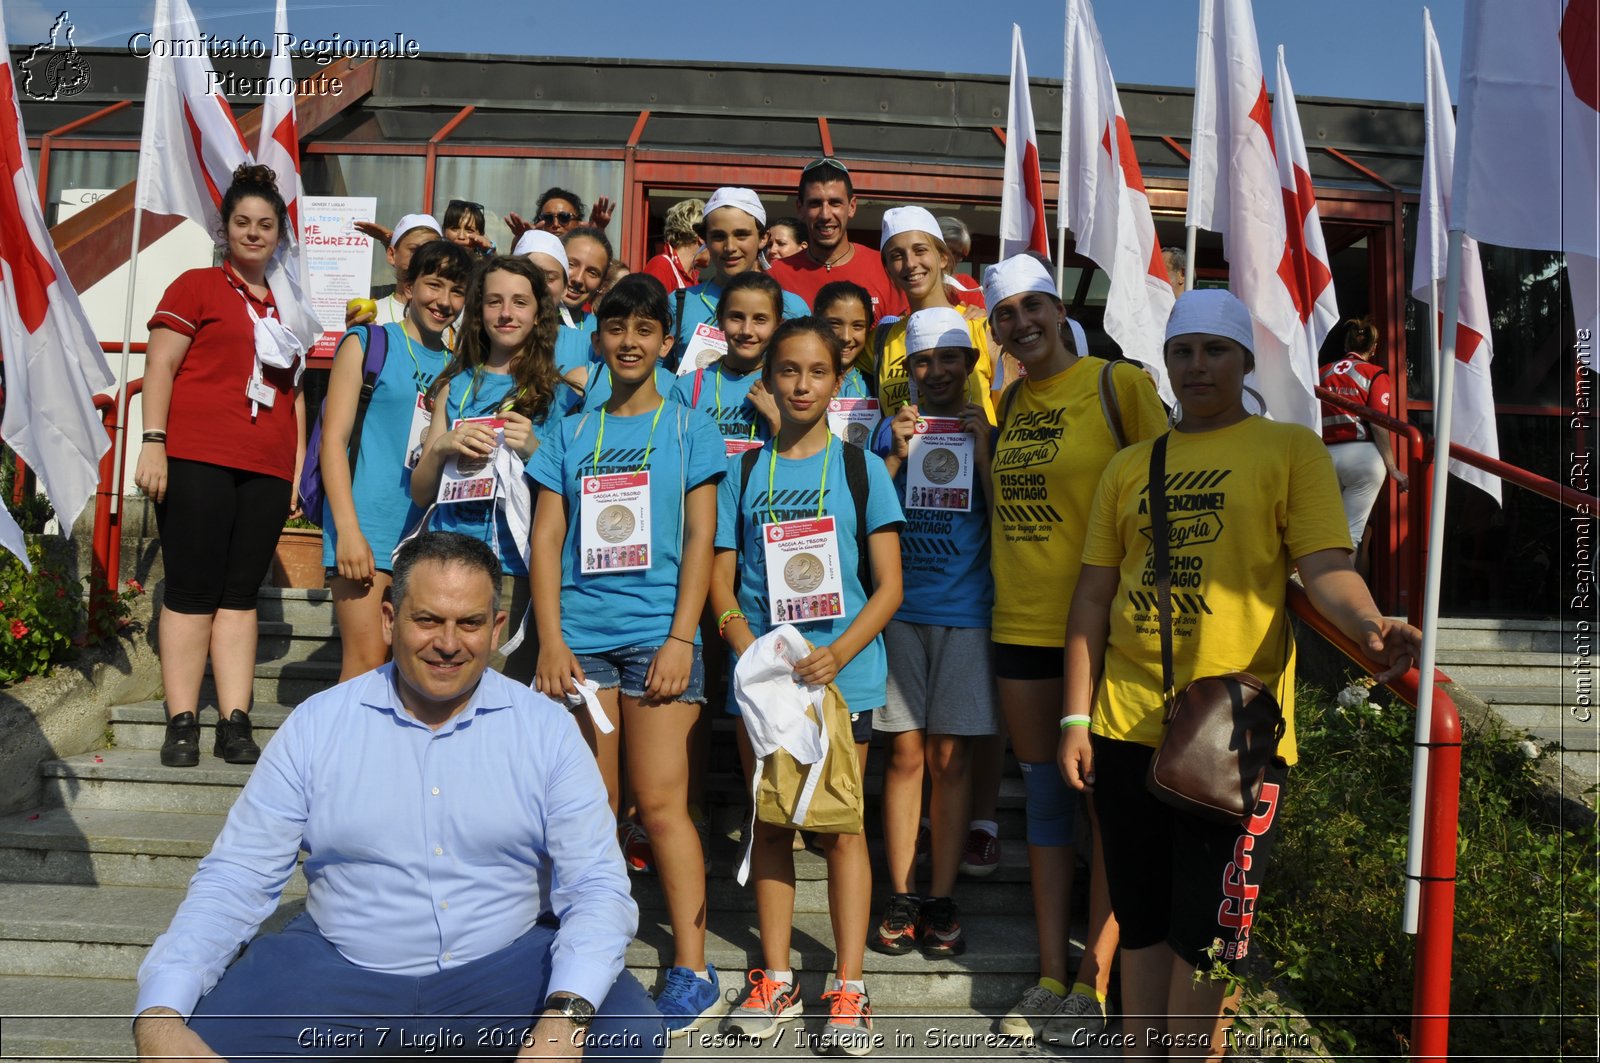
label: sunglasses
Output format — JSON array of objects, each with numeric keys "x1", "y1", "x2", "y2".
[
  {"x1": 538, "y1": 211, "x2": 581, "y2": 226},
  {"x1": 802, "y1": 156, "x2": 851, "y2": 175},
  {"x1": 447, "y1": 199, "x2": 484, "y2": 213}
]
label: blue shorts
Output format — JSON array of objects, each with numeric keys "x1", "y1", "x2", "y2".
[{"x1": 576, "y1": 642, "x2": 706, "y2": 704}]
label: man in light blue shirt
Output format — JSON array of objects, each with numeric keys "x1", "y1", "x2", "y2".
[{"x1": 133, "y1": 532, "x2": 662, "y2": 1061}]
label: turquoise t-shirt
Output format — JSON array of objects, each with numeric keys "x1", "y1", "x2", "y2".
[
  {"x1": 669, "y1": 360, "x2": 771, "y2": 444},
  {"x1": 839, "y1": 368, "x2": 871, "y2": 399},
  {"x1": 527, "y1": 401, "x2": 726, "y2": 655},
  {"x1": 321, "y1": 323, "x2": 446, "y2": 573},
  {"x1": 575, "y1": 363, "x2": 676, "y2": 413},
  {"x1": 554, "y1": 325, "x2": 592, "y2": 378},
  {"x1": 714, "y1": 440, "x2": 905, "y2": 714},
  {"x1": 425, "y1": 369, "x2": 580, "y2": 577},
  {"x1": 869, "y1": 418, "x2": 993, "y2": 628},
  {"x1": 670, "y1": 281, "x2": 810, "y2": 368}
]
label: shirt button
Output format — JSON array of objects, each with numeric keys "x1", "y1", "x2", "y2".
[
  {"x1": 441, "y1": 901, "x2": 449, "y2": 909},
  {"x1": 443, "y1": 952, "x2": 451, "y2": 961},
  {"x1": 432, "y1": 787, "x2": 440, "y2": 796},
  {"x1": 434, "y1": 847, "x2": 443, "y2": 856}
]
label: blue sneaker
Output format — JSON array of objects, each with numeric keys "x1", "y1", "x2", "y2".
[{"x1": 658, "y1": 964, "x2": 725, "y2": 1037}]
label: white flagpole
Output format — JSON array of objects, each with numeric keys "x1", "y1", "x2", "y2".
[
  {"x1": 1184, "y1": 224, "x2": 1198, "y2": 291},
  {"x1": 110, "y1": 205, "x2": 146, "y2": 518},
  {"x1": 1055, "y1": 221, "x2": 1070, "y2": 295},
  {"x1": 1402, "y1": 226, "x2": 1464, "y2": 934}
]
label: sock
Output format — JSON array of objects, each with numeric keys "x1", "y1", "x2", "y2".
[
  {"x1": 768, "y1": 968, "x2": 794, "y2": 985},
  {"x1": 1071, "y1": 981, "x2": 1105, "y2": 1004},
  {"x1": 970, "y1": 819, "x2": 998, "y2": 837},
  {"x1": 837, "y1": 978, "x2": 866, "y2": 995},
  {"x1": 694, "y1": 969, "x2": 710, "y2": 981},
  {"x1": 1038, "y1": 976, "x2": 1068, "y2": 998}
]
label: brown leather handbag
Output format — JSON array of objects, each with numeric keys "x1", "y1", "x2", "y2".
[{"x1": 1143, "y1": 433, "x2": 1286, "y2": 824}]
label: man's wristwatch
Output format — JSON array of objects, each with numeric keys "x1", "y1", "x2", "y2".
[{"x1": 543, "y1": 993, "x2": 596, "y2": 1028}]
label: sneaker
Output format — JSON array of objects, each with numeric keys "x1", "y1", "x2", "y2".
[
  {"x1": 1042, "y1": 991, "x2": 1108, "y2": 1046},
  {"x1": 657, "y1": 964, "x2": 725, "y2": 1037},
  {"x1": 958, "y1": 828, "x2": 1000, "y2": 878},
  {"x1": 997, "y1": 982, "x2": 1064, "y2": 1042},
  {"x1": 212, "y1": 710, "x2": 259, "y2": 764},
  {"x1": 618, "y1": 819, "x2": 655, "y2": 874},
  {"x1": 818, "y1": 984, "x2": 874, "y2": 1056},
  {"x1": 159, "y1": 711, "x2": 200, "y2": 768},
  {"x1": 720, "y1": 970, "x2": 802, "y2": 1042},
  {"x1": 917, "y1": 897, "x2": 965, "y2": 957},
  {"x1": 867, "y1": 893, "x2": 921, "y2": 955}
]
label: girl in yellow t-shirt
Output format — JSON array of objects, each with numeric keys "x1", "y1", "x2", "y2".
[
  {"x1": 868, "y1": 206, "x2": 999, "y2": 421},
  {"x1": 1059, "y1": 289, "x2": 1422, "y2": 1059},
  {"x1": 984, "y1": 254, "x2": 1167, "y2": 1041}
]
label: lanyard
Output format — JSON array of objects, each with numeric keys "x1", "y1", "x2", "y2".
[
  {"x1": 593, "y1": 399, "x2": 667, "y2": 474},
  {"x1": 396, "y1": 321, "x2": 426, "y2": 390},
  {"x1": 714, "y1": 365, "x2": 759, "y2": 440},
  {"x1": 698, "y1": 286, "x2": 719, "y2": 316},
  {"x1": 455, "y1": 369, "x2": 485, "y2": 421},
  {"x1": 766, "y1": 432, "x2": 832, "y2": 525}
]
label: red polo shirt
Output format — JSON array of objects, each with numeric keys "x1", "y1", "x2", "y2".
[
  {"x1": 149, "y1": 262, "x2": 299, "y2": 481},
  {"x1": 767, "y1": 245, "x2": 909, "y2": 319}
]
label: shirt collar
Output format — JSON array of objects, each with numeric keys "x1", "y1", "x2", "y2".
[
  {"x1": 360, "y1": 662, "x2": 515, "y2": 733},
  {"x1": 221, "y1": 258, "x2": 277, "y2": 312}
]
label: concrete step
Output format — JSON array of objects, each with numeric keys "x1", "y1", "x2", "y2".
[
  {"x1": 110, "y1": 702, "x2": 294, "y2": 751},
  {"x1": 1484, "y1": 704, "x2": 1600, "y2": 751},
  {"x1": 255, "y1": 621, "x2": 344, "y2": 667},
  {"x1": 42, "y1": 749, "x2": 259, "y2": 815},
  {"x1": 1435, "y1": 618, "x2": 1565, "y2": 653},
  {"x1": 201, "y1": 659, "x2": 341, "y2": 706},
  {"x1": 1430, "y1": 649, "x2": 1564, "y2": 688},
  {"x1": 1462, "y1": 684, "x2": 1567, "y2": 707},
  {"x1": 0, "y1": 975, "x2": 135, "y2": 1061},
  {"x1": 253, "y1": 587, "x2": 337, "y2": 631},
  {"x1": 0, "y1": 881, "x2": 1050, "y2": 1008},
  {"x1": 0, "y1": 807, "x2": 307, "y2": 894}
]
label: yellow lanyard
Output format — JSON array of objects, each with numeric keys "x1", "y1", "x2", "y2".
[
  {"x1": 593, "y1": 400, "x2": 667, "y2": 475},
  {"x1": 455, "y1": 369, "x2": 484, "y2": 422},
  {"x1": 714, "y1": 364, "x2": 759, "y2": 440},
  {"x1": 766, "y1": 433, "x2": 832, "y2": 525}
]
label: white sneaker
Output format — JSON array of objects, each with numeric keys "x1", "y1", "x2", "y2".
[
  {"x1": 1042, "y1": 991, "x2": 1108, "y2": 1046},
  {"x1": 997, "y1": 982, "x2": 1063, "y2": 1042}
]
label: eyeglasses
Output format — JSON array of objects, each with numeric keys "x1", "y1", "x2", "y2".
[
  {"x1": 538, "y1": 211, "x2": 580, "y2": 226},
  {"x1": 802, "y1": 157, "x2": 850, "y2": 176}
]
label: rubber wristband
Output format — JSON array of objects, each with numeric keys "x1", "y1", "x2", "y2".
[
  {"x1": 1060, "y1": 715, "x2": 1093, "y2": 730},
  {"x1": 666, "y1": 634, "x2": 694, "y2": 646},
  {"x1": 717, "y1": 609, "x2": 746, "y2": 636}
]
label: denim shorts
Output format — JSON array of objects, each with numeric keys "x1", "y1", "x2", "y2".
[{"x1": 576, "y1": 641, "x2": 706, "y2": 704}]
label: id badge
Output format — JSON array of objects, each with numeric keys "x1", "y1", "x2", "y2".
[
  {"x1": 905, "y1": 416, "x2": 974, "y2": 512},
  {"x1": 580, "y1": 472, "x2": 652, "y2": 574},
  {"x1": 245, "y1": 369, "x2": 277, "y2": 409},
  {"x1": 725, "y1": 438, "x2": 764, "y2": 458},
  {"x1": 826, "y1": 397, "x2": 881, "y2": 447},
  {"x1": 676, "y1": 323, "x2": 728, "y2": 376},
  {"x1": 762, "y1": 516, "x2": 846, "y2": 625},
  {"x1": 437, "y1": 416, "x2": 503, "y2": 505},
  {"x1": 404, "y1": 393, "x2": 431, "y2": 470}
]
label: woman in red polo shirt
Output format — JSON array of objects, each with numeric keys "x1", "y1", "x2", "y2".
[{"x1": 134, "y1": 164, "x2": 306, "y2": 770}]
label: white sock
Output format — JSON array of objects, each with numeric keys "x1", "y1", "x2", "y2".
[
  {"x1": 768, "y1": 968, "x2": 794, "y2": 985},
  {"x1": 693, "y1": 969, "x2": 709, "y2": 981},
  {"x1": 970, "y1": 819, "x2": 998, "y2": 837},
  {"x1": 837, "y1": 978, "x2": 866, "y2": 995}
]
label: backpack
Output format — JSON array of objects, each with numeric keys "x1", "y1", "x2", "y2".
[
  {"x1": 735, "y1": 440, "x2": 875, "y2": 594},
  {"x1": 298, "y1": 325, "x2": 389, "y2": 527}
]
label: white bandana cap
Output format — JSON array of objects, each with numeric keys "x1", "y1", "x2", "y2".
[
  {"x1": 982, "y1": 254, "x2": 1059, "y2": 312},
  {"x1": 704, "y1": 187, "x2": 767, "y2": 227},
  {"x1": 905, "y1": 307, "x2": 975, "y2": 355},
  {"x1": 879, "y1": 205, "x2": 942, "y2": 250},
  {"x1": 513, "y1": 229, "x2": 569, "y2": 276},
  {"x1": 1164, "y1": 288, "x2": 1255, "y2": 354},
  {"x1": 391, "y1": 213, "x2": 442, "y2": 247}
]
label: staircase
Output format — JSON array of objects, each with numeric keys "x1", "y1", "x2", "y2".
[
  {"x1": 1434, "y1": 617, "x2": 1595, "y2": 798},
  {"x1": 0, "y1": 589, "x2": 1059, "y2": 1061}
]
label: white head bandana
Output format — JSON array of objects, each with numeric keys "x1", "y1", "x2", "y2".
[
  {"x1": 982, "y1": 254, "x2": 1059, "y2": 311},
  {"x1": 905, "y1": 306, "x2": 975, "y2": 355},
  {"x1": 391, "y1": 213, "x2": 442, "y2": 247},
  {"x1": 513, "y1": 229, "x2": 569, "y2": 277},
  {"x1": 879, "y1": 206, "x2": 942, "y2": 250},
  {"x1": 703, "y1": 187, "x2": 767, "y2": 227},
  {"x1": 1164, "y1": 289, "x2": 1255, "y2": 354}
]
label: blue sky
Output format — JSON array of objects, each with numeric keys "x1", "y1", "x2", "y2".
[{"x1": 5, "y1": 0, "x2": 1463, "y2": 105}]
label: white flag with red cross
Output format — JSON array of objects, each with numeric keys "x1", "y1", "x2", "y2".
[
  {"x1": 1271, "y1": 47, "x2": 1339, "y2": 369},
  {"x1": 1059, "y1": 0, "x2": 1177, "y2": 402},
  {"x1": 0, "y1": 8, "x2": 116, "y2": 564},
  {"x1": 999, "y1": 24, "x2": 1052, "y2": 260}
]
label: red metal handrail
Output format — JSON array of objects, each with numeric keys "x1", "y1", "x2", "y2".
[
  {"x1": 1286, "y1": 583, "x2": 1461, "y2": 1062},
  {"x1": 1447, "y1": 439, "x2": 1599, "y2": 512}
]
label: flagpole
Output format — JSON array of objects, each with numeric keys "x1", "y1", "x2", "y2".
[
  {"x1": 1055, "y1": 221, "x2": 1069, "y2": 295},
  {"x1": 110, "y1": 206, "x2": 146, "y2": 519},
  {"x1": 1403, "y1": 226, "x2": 1464, "y2": 934},
  {"x1": 1184, "y1": 224, "x2": 1197, "y2": 291}
]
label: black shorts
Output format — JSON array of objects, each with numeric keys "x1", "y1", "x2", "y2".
[
  {"x1": 1090, "y1": 734, "x2": 1287, "y2": 971},
  {"x1": 992, "y1": 642, "x2": 1064, "y2": 681}
]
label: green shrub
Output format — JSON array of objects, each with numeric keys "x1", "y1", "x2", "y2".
[
  {"x1": 0, "y1": 539, "x2": 82, "y2": 683},
  {"x1": 1239, "y1": 680, "x2": 1598, "y2": 1059}
]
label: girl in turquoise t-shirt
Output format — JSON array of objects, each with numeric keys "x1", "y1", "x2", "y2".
[
  {"x1": 319, "y1": 240, "x2": 474, "y2": 681},
  {"x1": 813, "y1": 280, "x2": 875, "y2": 400},
  {"x1": 710, "y1": 318, "x2": 905, "y2": 1053},
  {"x1": 410, "y1": 256, "x2": 579, "y2": 682},
  {"x1": 527, "y1": 275, "x2": 726, "y2": 1037},
  {"x1": 670, "y1": 271, "x2": 785, "y2": 450}
]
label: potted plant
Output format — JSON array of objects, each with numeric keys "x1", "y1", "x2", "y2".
[{"x1": 270, "y1": 516, "x2": 325, "y2": 589}]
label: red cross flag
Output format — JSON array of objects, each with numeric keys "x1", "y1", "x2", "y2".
[
  {"x1": 999, "y1": 24, "x2": 1051, "y2": 260},
  {"x1": 1271, "y1": 47, "x2": 1339, "y2": 368},
  {"x1": 1059, "y1": 0, "x2": 1176, "y2": 401},
  {"x1": 256, "y1": 0, "x2": 321, "y2": 354},
  {"x1": 1186, "y1": 0, "x2": 1319, "y2": 430},
  {"x1": 1454, "y1": 0, "x2": 1598, "y2": 362},
  {"x1": 136, "y1": 0, "x2": 320, "y2": 350},
  {"x1": 1413, "y1": 8, "x2": 1501, "y2": 503},
  {"x1": 0, "y1": 8, "x2": 116, "y2": 566}
]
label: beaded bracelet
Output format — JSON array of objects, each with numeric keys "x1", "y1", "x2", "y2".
[{"x1": 1059, "y1": 714, "x2": 1093, "y2": 730}]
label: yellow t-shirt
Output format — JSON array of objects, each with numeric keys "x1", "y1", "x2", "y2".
[
  {"x1": 866, "y1": 316, "x2": 998, "y2": 423},
  {"x1": 989, "y1": 357, "x2": 1168, "y2": 646},
  {"x1": 1081, "y1": 417, "x2": 1353, "y2": 765}
]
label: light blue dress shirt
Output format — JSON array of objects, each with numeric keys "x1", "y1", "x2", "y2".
[{"x1": 135, "y1": 665, "x2": 636, "y2": 1019}]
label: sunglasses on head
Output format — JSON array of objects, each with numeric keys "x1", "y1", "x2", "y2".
[
  {"x1": 447, "y1": 199, "x2": 484, "y2": 213},
  {"x1": 538, "y1": 211, "x2": 580, "y2": 226},
  {"x1": 802, "y1": 157, "x2": 850, "y2": 176}
]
